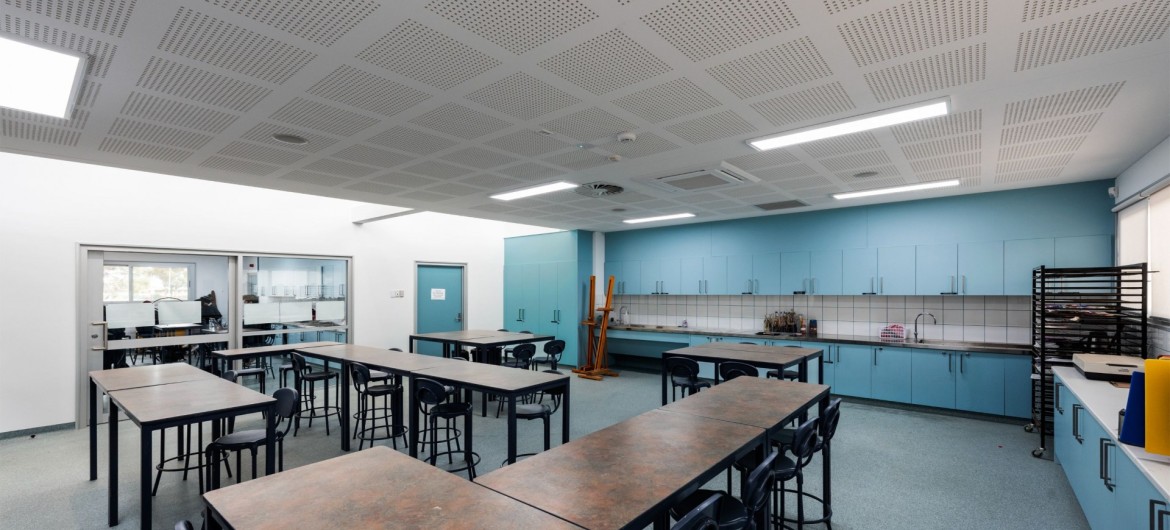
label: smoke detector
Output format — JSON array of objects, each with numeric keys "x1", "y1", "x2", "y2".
[
  {"x1": 575, "y1": 182, "x2": 625, "y2": 197},
  {"x1": 617, "y1": 131, "x2": 637, "y2": 143}
]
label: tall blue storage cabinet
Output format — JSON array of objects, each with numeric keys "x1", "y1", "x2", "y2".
[{"x1": 504, "y1": 231, "x2": 593, "y2": 368}]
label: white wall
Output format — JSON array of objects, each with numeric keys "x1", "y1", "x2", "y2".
[{"x1": 0, "y1": 152, "x2": 555, "y2": 433}]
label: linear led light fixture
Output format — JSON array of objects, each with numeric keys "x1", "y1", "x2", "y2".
[
  {"x1": 623, "y1": 213, "x2": 695, "y2": 224},
  {"x1": 747, "y1": 99, "x2": 950, "y2": 151},
  {"x1": 490, "y1": 181, "x2": 577, "y2": 201},
  {"x1": 832, "y1": 179, "x2": 960, "y2": 200},
  {"x1": 0, "y1": 36, "x2": 87, "y2": 119}
]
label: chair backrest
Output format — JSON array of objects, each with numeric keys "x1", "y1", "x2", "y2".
[
  {"x1": 718, "y1": 361, "x2": 758, "y2": 380},
  {"x1": 350, "y1": 362, "x2": 371, "y2": 389},
  {"x1": 788, "y1": 416, "x2": 820, "y2": 468},
  {"x1": 743, "y1": 449, "x2": 779, "y2": 521},
  {"x1": 512, "y1": 343, "x2": 537, "y2": 362},
  {"x1": 221, "y1": 370, "x2": 238, "y2": 383},
  {"x1": 290, "y1": 352, "x2": 307, "y2": 373},
  {"x1": 543, "y1": 339, "x2": 566, "y2": 360},
  {"x1": 666, "y1": 357, "x2": 701, "y2": 381},
  {"x1": 539, "y1": 369, "x2": 567, "y2": 410},
  {"x1": 821, "y1": 398, "x2": 842, "y2": 442},
  {"x1": 272, "y1": 387, "x2": 299, "y2": 434},
  {"x1": 671, "y1": 492, "x2": 722, "y2": 530},
  {"x1": 415, "y1": 377, "x2": 449, "y2": 406}
]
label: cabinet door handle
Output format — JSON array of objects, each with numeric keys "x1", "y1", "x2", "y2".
[
  {"x1": 1150, "y1": 499, "x2": 1168, "y2": 530},
  {"x1": 810, "y1": 278, "x2": 816, "y2": 294},
  {"x1": 880, "y1": 277, "x2": 884, "y2": 294},
  {"x1": 1072, "y1": 404, "x2": 1083, "y2": 444},
  {"x1": 1054, "y1": 382, "x2": 1064, "y2": 414},
  {"x1": 873, "y1": 347, "x2": 879, "y2": 366},
  {"x1": 946, "y1": 351, "x2": 952, "y2": 372},
  {"x1": 1100, "y1": 438, "x2": 1116, "y2": 491},
  {"x1": 704, "y1": 279, "x2": 708, "y2": 294},
  {"x1": 960, "y1": 352, "x2": 967, "y2": 373},
  {"x1": 517, "y1": 309, "x2": 523, "y2": 322},
  {"x1": 962, "y1": 275, "x2": 967, "y2": 294}
]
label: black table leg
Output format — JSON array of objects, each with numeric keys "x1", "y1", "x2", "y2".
[
  {"x1": 89, "y1": 379, "x2": 98, "y2": 481},
  {"x1": 339, "y1": 361, "x2": 351, "y2": 452},
  {"x1": 561, "y1": 381, "x2": 570, "y2": 445},
  {"x1": 660, "y1": 356, "x2": 669, "y2": 405},
  {"x1": 464, "y1": 399, "x2": 474, "y2": 476},
  {"x1": 108, "y1": 404, "x2": 118, "y2": 527},
  {"x1": 391, "y1": 374, "x2": 404, "y2": 446},
  {"x1": 265, "y1": 404, "x2": 276, "y2": 474},
  {"x1": 408, "y1": 377, "x2": 420, "y2": 458},
  {"x1": 818, "y1": 352, "x2": 825, "y2": 384},
  {"x1": 798, "y1": 359, "x2": 808, "y2": 382},
  {"x1": 820, "y1": 396, "x2": 832, "y2": 521},
  {"x1": 140, "y1": 427, "x2": 152, "y2": 530},
  {"x1": 507, "y1": 394, "x2": 517, "y2": 464}
]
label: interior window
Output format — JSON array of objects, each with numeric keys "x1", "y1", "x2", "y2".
[{"x1": 103, "y1": 263, "x2": 193, "y2": 302}]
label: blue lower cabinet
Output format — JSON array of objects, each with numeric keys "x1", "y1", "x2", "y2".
[
  {"x1": 1003, "y1": 355, "x2": 1032, "y2": 418},
  {"x1": 819, "y1": 345, "x2": 836, "y2": 387},
  {"x1": 955, "y1": 352, "x2": 1005, "y2": 415},
  {"x1": 1052, "y1": 379, "x2": 1078, "y2": 479},
  {"x1": 871, "y1": 346, "x2": 911, "y2": 402},
  {"x1": 911, "y1": 349, "x2": 956, "y2": 409},
  {"x1": 1117, "y1": 447, "x2": 1169, "y2": 530},
  {"x1": 834, "y1": 344, "x2": 872, "y2": 398}
]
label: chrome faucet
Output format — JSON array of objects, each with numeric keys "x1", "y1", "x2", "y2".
[
  {"x1": 913, "y1": 313, "x2": 936, "y2": 343},
  {"x1": 618, "y1": 306, "x2": 629, "y2": 325}
]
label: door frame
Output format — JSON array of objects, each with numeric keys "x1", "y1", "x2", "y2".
[{"x1": 414, "y1": 262, "x2": 468, "y2": 334}]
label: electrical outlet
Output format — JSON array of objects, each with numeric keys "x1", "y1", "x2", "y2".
[{"x1": 392, "y1": 290, "x2": 405, "y2": 298}]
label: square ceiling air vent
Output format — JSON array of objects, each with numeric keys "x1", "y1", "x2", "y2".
[
  {"x1": 641, "y1": 161, "x2": 761, "y2": 193},
  {"x1": 755, "y1": 199, "x2": 807, "y2": 211}
]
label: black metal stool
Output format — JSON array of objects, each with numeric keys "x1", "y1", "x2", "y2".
[
  {"x1": 290, "y1": 352, "x2": 339, "y2": 436},
  {"x1": 350, "y1": 362, "x2": 406, "y2": 450},
  {"x1": 777, "y1": 398, "x2": 841, "y2": 529},
  {"x1": 505, "y1": 369, "x2": 565, "y2": 464},
  {"x1": 415, "y1": 377, "x2": 478, "y2": 479}
]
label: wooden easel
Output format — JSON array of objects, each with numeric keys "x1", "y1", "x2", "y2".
[{"x1": 574, "y1": 275, "x2": 618, "y2": 381}]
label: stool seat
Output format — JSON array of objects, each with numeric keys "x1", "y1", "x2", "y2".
[
  {"x1": 669, "y1": 489, "x2": 748, "y2": 530},
  {"x1": 349, "y1": 362, "x2": 406, "y2": 450},
  {"x1": 766, "y1": 368, "x2": 800, "y2": 380},
  {"x1": 431, "y1": 401, "x2": 473, "y2": 418},
  {"x1": 516, "y1": 403, "x2": 552, "y2": 417},
  {"x1": 211, "y1": 429, "x2": 266, "y2": 446},
  {"x1": 300, "y1": 370, "x2": 336, "y2": 381}
]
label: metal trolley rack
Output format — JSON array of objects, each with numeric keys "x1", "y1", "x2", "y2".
[{"x1": 1027, "y1": 264, "x2": 1147, "y2": 458}]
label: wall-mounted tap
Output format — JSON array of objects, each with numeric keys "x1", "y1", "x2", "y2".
[
  {"x1": 618, "y1": 306, "x2": 629, "y2": 325},
  {"x1": 913, "y1": 313, "x2": 936, "y2": 343}
]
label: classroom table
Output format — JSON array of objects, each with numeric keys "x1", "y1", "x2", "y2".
[
  {"x1": 103, "y1": 377, "x2": 276, "y2": 529},
  {"x1": 409, "y1": 330, "x2": 554, "y2": 362},
  {"x1": 410, "y1": 361, "x2": 570, "y2": 464},
  {"x1": 475, "y1": 409, "x2": 764, "y2": 529},
  {"x1": 208, "y1": 341, "x2": 340, "y2": 374},
  {"x1": 203, "y1": 446, "x2": 582, "y2": 530},
  {"x1": 660, "y1": 343, "x2": 823, "y2": 405}
]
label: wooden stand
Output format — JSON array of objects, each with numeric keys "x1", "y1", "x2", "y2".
[{"x1": 573, "y1": 275, "x2": 619, "y2": 381}]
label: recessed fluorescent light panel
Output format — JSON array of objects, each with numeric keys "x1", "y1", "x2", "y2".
[
  {"x1": 832, "y1": 180, "x2": 961, "y2": 200},
  {"x1": 0, "y1": 36, "x2": 87, "y2": 119},
  {"x1": 490, "y1": 181, "x2": 577, "y2": 201},
  {"x1": 623, "y1": 213, "x2": 695, "y2": 224},
  {"x1": 748, "y1": 99, "x2": 949, "y2": 151}
]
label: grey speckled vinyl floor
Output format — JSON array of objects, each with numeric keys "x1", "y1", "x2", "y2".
[{"x1": 0, "y1": 366, "x2": 1087, "y2": 529}]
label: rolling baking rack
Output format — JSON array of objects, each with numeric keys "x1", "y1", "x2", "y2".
[{"x1": 1027, "y1": 263, "x2": 1147, "y2": 459}]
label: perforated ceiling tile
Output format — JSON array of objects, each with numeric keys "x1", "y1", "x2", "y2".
[
  {"x1": 665, "y1": 111, "x2": 757, "y2": 144},
  {"x1": 750, "y1": 82, "x2": 855, "y2": 127},
  {"x1": 96, "y1": 137, "x2": 191, "y2": 162},
  {"x1": 1015, "y1": 0, "x2": 1169, "y2": 71},
  {"x1": 199, "y1": 155, "x2": 280, "y2": 176},
  {"x1": 4, "y1": 16, "x2": 118, "y2": 77},
  {"x1": 642, "y1": 0, "x2": 799, "y2": 62},
  {"x1": 900, "y1": 134, "x2": 981, "y2": 159},
  {"x1": 1022, "y1": 0, "x2": 1099, "y2": 21},
  {"x1": 606, "y1": 132, "x2": 680, "y2": 159},
  {"x1": 75, "y1": 80, "x2": 102, "y2": 108},
  {"x1": 459, "y1": 173, "x2": 523, "y2": 189},
  {"x1": 373, "y1": 172, "x2": 440, "y2": 187},
  {"x1": 890, "y1": 109, "x2": 982, "y2": 143},
  {"x1": 865, "y1": 43, "x2": 986, "y2": 102},
  {"x1": 908, "y1": 152, "x2": 980, "y2": 172},
  {"x1": 307, "y1": 65, "x2": 431, "y2": 118},
  {"x1": 542, "y1": 149, "x2": 610, "y2": 170},
  {"x1": 120, "y1": 92, "x2": 239, "y2": 133},
  {"x1": 469, "y1": 202, "x2": 522, "y2": 214},
  {"x1": 465, "y1": 72, "x2": 580, "y2": 120},
  {"x1": 217, "y1": 141, "x2": 306, "y2": 165},
  {"x1": 240, "y1": 122, "x2": 338, "y2": 152},
  {"x1": 425, "y1": 182, "x2": 481, "y2": 197},
  {"x1": 303, "y1": 158, "x2": 380, "y2": 178},
  {"x1": 357, "y1": 19, "x2": 501, "y2": 90},
  {"x1": 538, "y1": 29, "x2": 672, "y2": 95},
  {"x1": 332, "y1": 145, "x2": 413, "y2": 168},
  {"x1": 345, "y1": 180, "x2": 402, "y2": 195},
  {"x1": 497, "y1": 161, "x2": 563, "y2": 181},
  {"x1": 425, "y1": 0, "x2": 597, "y2": 55},
  {"x1": 916, "y1": 165, "x2": 981, "y2": 181},
  {"x1": 206, "y1": 0, "x2": 379, "y2": 46},
  {"x1": 994, "y1": 167, "x2": 1063, "y2": 183},
  {"x1": 540, "y1": 107, "x2": 635, "y2": 143},
  {"x1": 837, "y1": 0, "x2": 988, "y2": 66},
  {"x1": 269, "y1": 98, "x2": 379, "y2": 136},
  {"x1": 2, "y1": 107, "x2": 88, "y2": 129},
  {"x1": 366, "y1": 126, "x2": 457, "y2": 155},
  {"x1": 995, "y1": 153, "x2": 1074, "y2": 173},
  {"x1": 706, "y1": 37, "x2": 834, "y2": 100},
  {"x1": 1000, "y1": 113, "x2": 1102, "y2": 145},
  {"x1": 612, "y1": 78, "x2": 721, "y2": 123},
  {"x1": 401, "y1": 160, "x2": 474, "y2": 179},
  {"x1": 1003, "y1": 82, "x2": 1123, "y2": 125},
  {"x1": 725, "y1": 148, "x2": 801, "y2": 170},
  {"x1": 797, "y1": 131, "x2": 881, "y2": 158},
  {"x1": 845, "y1": 175, "x2": 906, "y2": 189},
  {"x1": 6, "y1": 0, "x2": 136, "y2": 37},
  {"x1": 599, "y1": 189, "x2": 653, "y2": 203},
  {"x1": 107, "y1": 117, "x2": 213, "y2": 150},
  {"x1": 818, "y1": 150, "x2": 892, "y2": 171},
  {"x1": 401, "y1": 190, "x2": 456, "y2": 202},
  {"x1": 280, "y1": 170, "x2": 351, "y2": 187},
  {"x1": 440, "y1": 147, "x2": 518, "y2": 169},
  {"x1": 755, "y1": 163, "x2": 821, "y2": 181},
  {"x1": 997, "y1": 136, "x2": 1087, "y2": 161},
  {"x1": 824, "y1": 0, "x2": 873, "y2": 15},
  {"x1": 157, "y1": 7, "x2": 316, "y2": 83},
  {"x1": 136, "y1": 57, "x2": 271, "y2": 112},
  {"x1": 484, "y1": 130, "x2": 570, "y2": 157},
  {"x1": 717, "y1": 184, "x2": 775, "y2": 199},
  {"x1": 778, "y1": 175, "x2": 835, "y2": 190},
  {"x1": 409, "y1": 103, "x2": 513, "y2": 140}
]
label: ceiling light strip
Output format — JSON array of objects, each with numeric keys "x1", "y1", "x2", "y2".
[
  {"x1": 832, "y1": 180, "x2": 960, "y2": 200},
  {"x1": 623, "y1": 213, "x2": 695, "y2": 224},
  {"x1": 748, "y1": 99, "x2": 949, "y2": 151},
  {"x1": 490, "y1": 181, "x2": 577, "y2": 201}
]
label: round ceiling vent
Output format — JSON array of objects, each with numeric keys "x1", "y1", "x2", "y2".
[{"x1": 576, "y1": 182, "x2": 624, "y2": 197}]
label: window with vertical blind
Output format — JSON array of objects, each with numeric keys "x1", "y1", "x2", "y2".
[{"x1": 1150, "y1": 187, "x2": 1169, "y2": 319}]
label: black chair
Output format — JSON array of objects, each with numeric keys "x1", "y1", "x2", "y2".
[
  {"x1": 235, "y1": 360, "x2": 267, "y2": 395},
  {"x1": 506, "y1": 369, "x2": 565, "y2": 464},
  {"x1": 670, "y1": 491, "x2": 723, "y2": 530},
  {"x1": 530, "y1": 339, "x2": 565, "y2": 371},
  {"x1": 666, "y1": 357, "x2": 711, "y2": 402},
  {"x1": 175, "y1": 521, "x2": 194, "y2": 530},
  {"x1": 350, "y1": 362, "x2": 406, "y2": 450},
  {"x1": 500, "y1": 330, "x2": 532, "y2": 365},
  {"x1": 671, "y1": 450, "x2": 778, "y2": 530},
  {"x1": 415, "y1": 377, "x2": 478, "y2": 479},
  {"x1": 772, "y1": 416, "x2": 821, "y2": 529},
  {"x1": 719, "y1": 361, "x2": 759, "y2": 381},
  {"x1": 290, "y1": 352, "x2": 339, "y2": 436},
  {"x1": 776, "y1": 398, "x2": 842, "y2": 528},
  {"x1": 496, "y1": 343, "x2": 537, "y2": 417},
  {"x1": 205, "y1": 387, "x2": 299, "y2": 490},
  {"x1": 766, "y1": 345, "x2": 805, "y2": 381}
]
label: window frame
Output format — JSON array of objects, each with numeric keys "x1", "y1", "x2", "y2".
[{"x1": 102, "y1": 261, "x2": 196, "y2": 302}]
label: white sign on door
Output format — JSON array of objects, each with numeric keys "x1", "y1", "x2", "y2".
[{"x1": 430, "y1": 288, "x2": 446, "y2": 300}]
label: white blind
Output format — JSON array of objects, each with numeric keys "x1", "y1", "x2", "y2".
[
  {"x1": 1151, "y1": 188, "x2": 1170, "y2": 318},
  {"x1": 1117, "y1": 200, "x2": 1148, "y2": 266}
]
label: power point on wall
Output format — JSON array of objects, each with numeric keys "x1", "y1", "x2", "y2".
[{"x1": 392, "y1": 290, "x2": 405, "y2": 298}]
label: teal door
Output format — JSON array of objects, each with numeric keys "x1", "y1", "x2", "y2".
[{"x1": 416, "y1": 264, "x2": 464, "y2": 356}]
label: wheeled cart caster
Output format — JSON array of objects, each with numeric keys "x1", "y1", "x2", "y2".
[
  {"x1": 1024, "y1": 423, "x2": 1035, "y2": 432},
  {"x1": 1032, "y1": 448, "x2": 1046, "y2": 458}
]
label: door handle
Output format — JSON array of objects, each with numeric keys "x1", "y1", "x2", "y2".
[
  {"x1": 91, "y1": 321, "x2": 108, "y2": 351},
  {"x1": 1100, "y1": 438, "x2": 1116, "y2": 491},
  {"x1": 754, "y1": 279, "x2": 760, "y2": 294},
  {"x1": 960, "y1": 352, "x2": 967, "y2": 373},
  {"x1": 1072, "y1": 404, "x2": 1083, "y2": 444},
  {"x1": 962, "y1": 275, "x2": 967, "y2": 294},
  {"x1": 1150, "y1": 499, "x2": 1168, "y2": 530},
  {"x1": 1054, "y1": 382, "x2": 1063, "y2": 414},
  {"x1": 879, "y1": 277, "x2": 884, "y2": 294},
  {"x1": 703, "y1": 279, "x2": 707, "y2": 294},
  {"x1": 873, "y1": 347, "x2": 879, "y2": 366},
  {"x1": 455, "y1": 312, "x2": 462, "y2": 323},
  {"x1": 824, "y1": 346, "x2": 834, "y2": 364},
  {"x1": 946, "y1": 351, "x2": 952, "y2": 372},
  {"x1": 810, "y1": 277, "x2": 816, "y2": 294}
]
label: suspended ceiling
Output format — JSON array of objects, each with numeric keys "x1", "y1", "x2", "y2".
[{"x1": 1, "y1": 0, "x2": 1167, "y2": 231}]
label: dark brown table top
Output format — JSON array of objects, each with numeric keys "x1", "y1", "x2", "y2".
[
  {"x1": 204, "y1": 446, "x2": 582, "y2": 530},
  {"x1": 210, "y1": 341, "x2": 340, "y2": 358},
  {"x1": 476, "y1": 409, "x2": 763, "y2": 530},
  {"x1": 411, "y1": 329, "x2": 507, "y2": 341},
  {"x1": 691, "y1": 342, "x2": 822, "y2": 356},
  {"x1": 659, "y1": 376, "x2": 829, "y2": 433},
  {"x1": 107, "y1": 378, "x2": 274, "y2": 425},
  {"x1": 299, "y1": 343, "x2": 455, "y2": 372},
  {"x1": 413, "y1": 361, "x2": 568, "y2": 393},
  {"x1": 664, "y1": 344, "x2": 821, "y2": 367},
  {"x1": 89, "y1": 363, "x2": 216, "y2": 393}
]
